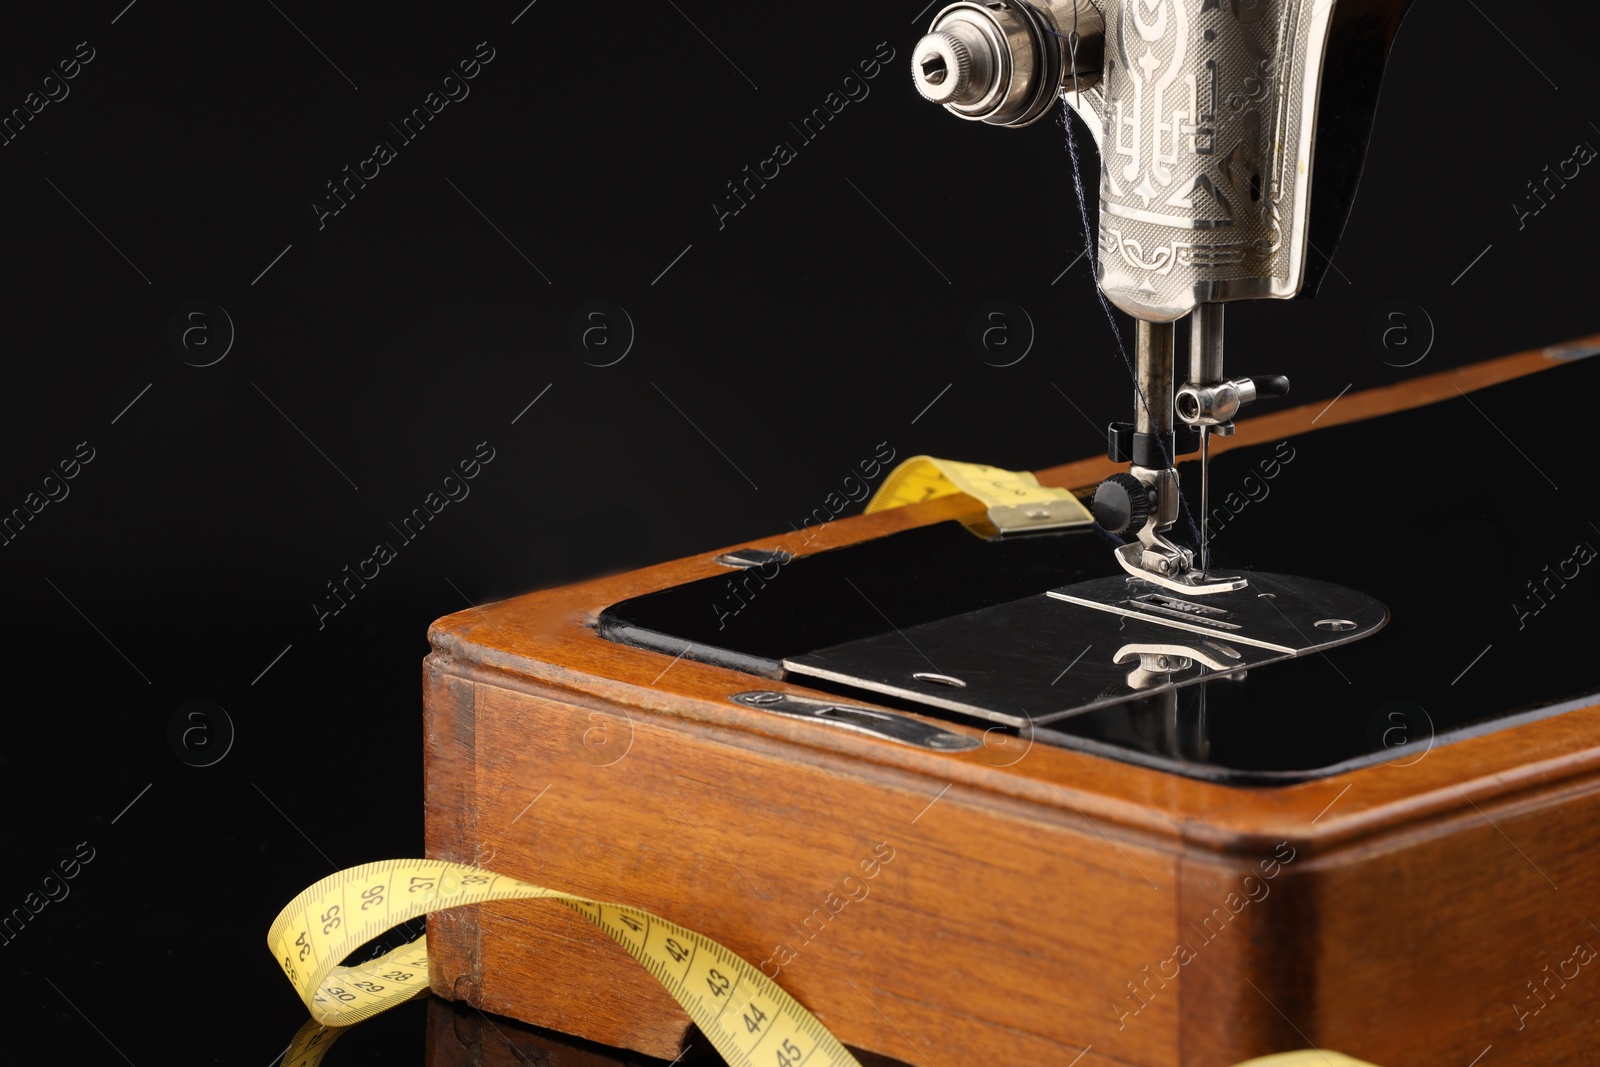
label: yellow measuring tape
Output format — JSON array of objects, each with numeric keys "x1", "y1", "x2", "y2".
[
  {"x1": 269, "y1": 858, "x2": 862, "y2": 1067},
  {"x1": 865, "y1": 455, "x2": 1093, "y2": 533},
  {"x1": 268, "y1": 864, "x2": 1383, "y2": 1067}
]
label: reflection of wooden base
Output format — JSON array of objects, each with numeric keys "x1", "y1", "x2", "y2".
[
  {"x1": 427, "y1": 996, "x2": 655, "y2": 1067},
  {"x1": 425, "y1": 995, "x2": 907, "y2": 1067},
  {"x1": 424, "y1": 340, "x2": 1600, "y2": 1067}
]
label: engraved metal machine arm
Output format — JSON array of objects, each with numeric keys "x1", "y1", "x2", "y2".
[{"x1": 911, "y1": 0, "x2": 1409, "y2": 593}]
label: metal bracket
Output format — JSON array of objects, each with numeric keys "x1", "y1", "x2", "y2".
[
  {"x1": 730, "y1": 691, "x2": 980, "y2": 752},
  {"x1": 713, "y1": 548, "x2": 794, "y2": 569}
]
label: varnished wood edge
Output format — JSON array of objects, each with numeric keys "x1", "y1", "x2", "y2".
[
  {"x1": 423, "y1": 338, "x2": 1600, "y2": 862},
  {"x1": 1033, "y1": 339, "x2": 1600, "y2": 496},
  {"x1": 423, "y1": 663, "x2": 487, "y2": 1006},
  {"x1": 424, "y1": 645, "x2": 1600, "y2": 874}
]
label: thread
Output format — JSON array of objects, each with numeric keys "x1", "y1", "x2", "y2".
[{"x1": 1057, "y1": 92, "x2": 1203, "y2": 549}]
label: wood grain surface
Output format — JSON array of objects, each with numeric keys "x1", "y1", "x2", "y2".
[{"x1": 425, "y1": 337, "x2": 1600, "y2": 1067}]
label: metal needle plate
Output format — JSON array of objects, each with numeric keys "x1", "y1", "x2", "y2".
[
  {"x1": 1049, "y1": 571, "x2": 1389, "y2": 654},
  {"x1": 782, "y1": 572, "x2": 1387, "y2": 727}
]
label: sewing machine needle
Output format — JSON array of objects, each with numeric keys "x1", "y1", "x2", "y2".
[{"x1": 1198, "y1": 426, "x2": 1210, "y2": 577}]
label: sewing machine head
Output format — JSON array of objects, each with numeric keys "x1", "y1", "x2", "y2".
[
  {"x1": 596, "y1": 1, "x2": 1439, "y2": 776},
  {"x1": 912, "y1": 0, "x2": 1408, "y2": 600},
  {"x1": 914, "y1": 0, "x2": 1344, "y2": 313}
]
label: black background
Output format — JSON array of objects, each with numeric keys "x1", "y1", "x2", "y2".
[{"x1": 3, "y1": 0, "x2": 1599, "y2": 1062}]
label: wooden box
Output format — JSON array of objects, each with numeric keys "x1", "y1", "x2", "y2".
[{"x1": 423, "y1": 344, "x2": 1600, "y2": 1067}]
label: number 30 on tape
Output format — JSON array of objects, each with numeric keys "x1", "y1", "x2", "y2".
[{"x1": 268, "y1": 859, "x2": 863, "y2": 1067}]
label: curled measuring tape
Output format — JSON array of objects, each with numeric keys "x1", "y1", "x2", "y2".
[
  {"x1": 269, "y1": 858, "x2": 863, "y2": 1067},
  {"x1": 268, "y1": 861, "x2": 1384, "y2": 1067},
  {"x1": 865, "y1": 455, "x2": 1093, "y2": 533}
]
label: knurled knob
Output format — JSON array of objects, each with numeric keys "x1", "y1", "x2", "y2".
[
  {"x1": 912, "y1": 30, "x2": 974, "y2": 105},
  {"x1": 1092, "y1": 473, "x2": 1152, "y2": 536}
]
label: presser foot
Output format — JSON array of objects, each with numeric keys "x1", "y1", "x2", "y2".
[
  {"x1": 1092, "y1": 470, "x2": 1245, "y2": 594},
  {"x1": 1112, "y1": 541, "x2": 1246, "y2": 595}
]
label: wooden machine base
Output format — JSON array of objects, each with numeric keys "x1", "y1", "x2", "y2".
[{"x1": 424, "y1": 340, "x2": 1600, "y2": 1066}]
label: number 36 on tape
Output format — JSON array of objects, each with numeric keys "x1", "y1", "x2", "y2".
[
  {"x1": 268, "y1": 859, "x2": 863, "y2": 1067},
  {"x1": 269, "y1": 862, "x2": 1380, "y2": 1067}
]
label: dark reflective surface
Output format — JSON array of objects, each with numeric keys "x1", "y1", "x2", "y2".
[
  {"x1": 602, "y1": 354, "x2": 1600, "y2": 781},
  {"x1": 422, "y1": 996, "x2": 910, "y2": 1067}
]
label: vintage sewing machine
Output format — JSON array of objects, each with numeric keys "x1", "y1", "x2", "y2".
[{"x1": 423, "y1": 2, "x2": 1600, "y2": 1065}]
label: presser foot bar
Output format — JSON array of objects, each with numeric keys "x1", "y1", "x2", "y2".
[{"x1": 782, "y1": 572, "x2": 1388, "y2": 728}]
